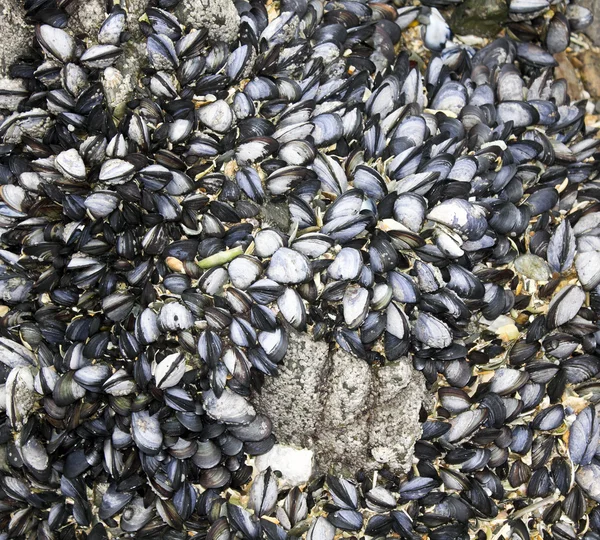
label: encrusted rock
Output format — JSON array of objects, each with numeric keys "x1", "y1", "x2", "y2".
[
  {"x1": 254, "y1": 333, "x2": 426, "y2": 476},
  {"x1": 0, "y1": 0, "x2": 32, "y2": 77},
  {"x1": 368, "y1": 361, "x2": 424, "y2": 470},
  {"x1": 66, "y1": 0, "x2": 107, "y2": 39},
  {"x1": 317, "y1": 348, "x2": 373, "y2": 474},
  {"x1": 256, "y1": 334, "x2": 330, "y2": 447},
  {"x1": 450, "y1": 0, "x2": 507, "y2": 39},
  {"x1": 108, "y1": 0, "x2": 150, "y2": 112},
  {"x1": 177, "y1": 0, "x2": 240, "y2": 43},
  {"x1": 0, "y1": 77, "x2": 28, "y2": 111}
]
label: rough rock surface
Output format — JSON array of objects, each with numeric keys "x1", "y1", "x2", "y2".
[
  {"x1": 578, "y1": 0, "x2": 600, "y2": 46},
  {"x1": 555, "y1": 51, "x2": 585, "y2": 100},
  {"x1": 579, "y1": 50, "x2": 600, "y2": 99},
  {"x1": 74, "y1": 0, "x2": 150, "y2": 112},
  {"x1": 449, "y1": 0, "x2": 507, "y2": 39},
  {"x1": 254, "y1": 333, "x2": 426, "y2": 476},
  {"x1": 0, "y1": 0, "x2": 33, "y2": 77},
  {"x1": 66, "y1": 0, "x2": 107, "y2": 39},
  {"x1": 177, "y1": 0, "x2": 241, "y2": 43},
  {"x1": 0, "y1": 77, "x2": 28, "y2": 111}
]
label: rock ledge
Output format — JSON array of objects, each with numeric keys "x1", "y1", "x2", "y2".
[{"x1": 254, "y1": 333, "x2": 426, "y2": 476}]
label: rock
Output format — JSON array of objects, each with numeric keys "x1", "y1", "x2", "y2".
[
  {"x1": 450, "y1": 0, "x2": 507, "y2": 39},
  {"x1": 0, "y1": 0, "x2": 147, "y2": 109},
  {"x1": 256, "y1": 334, "x2": 330, "y2": 448},
  {"x1": 254, "y1": 333, "x2": 426, "y2": 475},
  {"x1": 579, "y1": 50, "x2": 600, "y2": 99},
  {"x1": 554, "y1": 52, "x2": 585, "y2": 101},
  {"x1": 317, "y1": 348, "x2": 373, "y2": 474},
  {"x1": 0, "y1": 0, "x2": 33, "y2": 77},
  {"x1": 254, "y1": 445, "x2": 315, "y2": 488},
  {"x1": 121, "y1": 0, "x2": 152, "y2": 39},
  {"x1": 0, "y1": 77, "x2": 28, "y2": 111},
  {"x1": 577, "y1": 1, "x2": 600, "y2": 46},
  {"x1": 368, "y1": 361, "x2": 424, "y2": 470},
  {"x1": 66, "y1": 0, "x2": 107, "y2": 39},
  {"x1": 177, "y1": 0, "x2": 240, "y2": 43},
  {"x1": 261, "y1": 201, "x2": 291, "y2": 233},
  {"x1": 111, "y1": 41, "x2": 146, "y2": 116},
  {"x1": 108, "y1": 0, "x2": 150, "y2": 113}
]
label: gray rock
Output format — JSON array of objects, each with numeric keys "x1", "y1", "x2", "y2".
[
  {"x1": 317, "y1": 348, "x2": 372, "y2": 474},
  {"x1": 577, "y1": 1, "x2": 600, "y2": 46},
  {"x1": 0, "y1": 77, "x2": 28, "y2": 111},
  {"x1": 0, "y1": 0, "x2": 33, "y2": 77},
  {"x1": 254, "y1": 333, "x2": 426, "y2": 476},
  {"x1": 66, "y1": 0, "x2": 107, "y2": 39},
  {"x1": 101, "y1": 0, "x2": 150, "y2": 113},
  {"x1": 0, "y1": 0, "x2": 146, "y2": 112},
  {"x1": 369, "y1": 361, "x2": 424, "y2": 470},
  {"x1": 177, "y1": 0, "x2": 240, "y2": 43},
  {"x1": 109, "y1": 42, "x2": 147, "y2": 115},
  {"x1": 449, "y1": 0, "x2": 507, "y2": 38},
  {"x1": 256, "y1": 334, "x2": 330, "y2": 448}
]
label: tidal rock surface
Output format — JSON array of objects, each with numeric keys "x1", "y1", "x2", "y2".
[
  {"x1": 450, "y1": 0, "x2": 508, "y2": 38},
  {"x1": 0, "y1": 0, "x2": 240, "y2": 75},
  {"x1": 254, "y1": 333, "x2": 426, "y2": 476},
  {"x1": 177, "y1": 0, "x2": 241, "y2": 43},
  {"x1": 0, "y1": 0, "x2": 32, "y2": 76},
  {"x1": 578, "y1": 0, "x2": 600, "y2": 45}
]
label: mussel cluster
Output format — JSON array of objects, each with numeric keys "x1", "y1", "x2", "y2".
[{"x1": 1, "y1": 0, "x2": 600, "y2": 538}]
